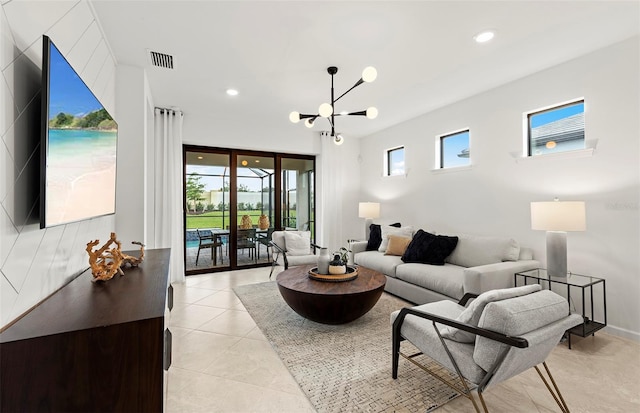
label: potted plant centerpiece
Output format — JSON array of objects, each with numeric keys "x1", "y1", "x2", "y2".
[{"x1": 328, "y1": 247, "x2": 350, "y2": 275}]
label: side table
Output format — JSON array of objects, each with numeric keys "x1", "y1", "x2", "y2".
[{"x1": 514, "y1": 268, "x2": 607, "y2": 349}]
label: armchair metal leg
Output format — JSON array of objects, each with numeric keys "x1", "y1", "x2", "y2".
[{"x1": 535, "y1": 362, "x2": 570, "y2": 413}]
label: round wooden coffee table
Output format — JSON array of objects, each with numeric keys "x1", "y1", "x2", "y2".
[{"x1": 276, "y1": 264, "x2": 386, "y2": 324}]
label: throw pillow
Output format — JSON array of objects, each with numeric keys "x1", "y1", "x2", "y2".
[
  {"x1": 440, "y1": 284, "x2": 542, "y2": 343},
  {"x1": 384, "y1": 235, "x2": 412, "y2": 256},
  {"x1": 378, "y1": 226, "x2": 413, "y2": 253},
  {"x1": 401, "y1": 230, "x2": 458, "y2": 265},
  {"x1": 423, "y1": 234, "x2": 459, "y2": 265},
  {"x1": 446, "y1": 234, "x2": 520, "y2": 267},
  {"x1": 401, "y1": 229, "x2": 436, "y2": 263},
  {"x1": 366, "y1": 222, "x2": 401, "y2": 251},
  {"x1": 283, "y1": 231, "x2": 311, "y2": 256}
]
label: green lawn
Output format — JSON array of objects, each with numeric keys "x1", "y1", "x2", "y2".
[{"x1": 185, "y1": 210, "x2": 296, "y2": 229}]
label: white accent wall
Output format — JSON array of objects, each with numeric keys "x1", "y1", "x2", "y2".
[
  {"x1": 0, "y1": 1, "x2": 117, "y2": 328},
  {"x1": 357, "y1": 36, "x2": 640, "y2": 340}
]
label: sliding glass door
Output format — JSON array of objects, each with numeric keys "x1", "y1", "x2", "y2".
[
  {"x1": 234, "y1": 153, "x2": 275, "y2": 268},
  {"x1": 184, "y1": 146, "x2": 314, "y2": 275},
  {"x1": 184, "y1": 150, "x2": 231, "y2": 273}
]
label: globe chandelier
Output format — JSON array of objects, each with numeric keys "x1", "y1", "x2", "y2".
[{"x1": 289, "y1": 66, "x2": 378, "y2": 145}]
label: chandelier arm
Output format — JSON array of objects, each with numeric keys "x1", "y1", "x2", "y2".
[
  {"x1": 346, "y1": 110, "x2": 368, "y2": 116},
  {"x1": 298, "y1": 113, "x2": 318, "y2": 120},
  {"x1": 334, "y1": 78, "x2": 365, "y2": 104}
]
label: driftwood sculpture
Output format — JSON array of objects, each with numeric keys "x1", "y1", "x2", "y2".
[{"x1": 86, "y1": 232, "x2": 145, "y2": 281}]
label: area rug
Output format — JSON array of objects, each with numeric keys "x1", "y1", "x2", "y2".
[{"x1": 233, "y1": 281, "x2": 460, "y2": 412}]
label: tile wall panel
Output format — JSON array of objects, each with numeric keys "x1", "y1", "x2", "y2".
[
  {"x1": 46, "y1": 1, "x2": 93, "y2": 53},
  {"x1": 0, "y1": 269, "x2": 18, "y2": 326},
  {"x1": 2, "y1": 0, "x2": 76, "y2": 53},
  {"x1": 83, "y1": 39, "x2": 109, "y2": 88},
  {"x1": 0, "y1": 138, "x2": 15, "y2": 202},
  {"x1": 4, "y1": 47, "x2": 40, "y2": 116},
  {"x1": 0, "y1": 6, "x2": 16, "y2": 71},
  {"x1": 0, "y1": 204, "x2": 18, "y2": 269},
  {"x1": 0, "y1": 0, "x2": 117, "y2": 329},
  {"x1": 66, "y1": 21, "x2": 101, "y2": 75},
  {"x1": 0, "y1": 70, "x2": 17, "y2": 137}
]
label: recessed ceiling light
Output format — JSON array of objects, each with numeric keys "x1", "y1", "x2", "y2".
[
  {"x1": 241, "y1": 160, "x2": 248, "y2": 166},
  {"x1": 474, "y1": 30, "x2": 495, "y2": 43},
  {"x1": 197, "y1": 156, "x2": 203, "y2": 160},
  {"x1": 226, "y1": 89, "x2": 238, "y2": 96},
  {"x1": 255, "y1": 160, "x2": 260, "y2": 163}
]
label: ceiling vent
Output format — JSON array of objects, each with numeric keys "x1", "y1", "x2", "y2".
[{"x1": 148, "y1": 50, "x2": 175, "y2": 69}]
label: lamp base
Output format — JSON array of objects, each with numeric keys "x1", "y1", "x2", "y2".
[{"x1": 546, "y1": 231, "x2": 567, "y2": 277}]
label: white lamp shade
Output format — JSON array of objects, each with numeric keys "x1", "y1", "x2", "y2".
[
  {"x1": 358, "y1": 202, "x2": 380, "y2": 219},
  {"x1": 531, "y1": 201, "x2": 586, "y2": 231},
  {"x1": 366, "y1": 107, "x2": 378, "y2": 119}
]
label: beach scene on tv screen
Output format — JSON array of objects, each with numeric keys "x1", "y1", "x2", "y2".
[{"x1": 46, "y1": 41, "x2": 117, "y2": 227}]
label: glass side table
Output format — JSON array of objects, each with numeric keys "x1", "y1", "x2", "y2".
[{"x1": 514, "y1": 268, "x2": 607, "y2": 349}]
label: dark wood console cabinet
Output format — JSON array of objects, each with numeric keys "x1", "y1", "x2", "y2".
[{"x1": 0, "y1": 248, "x2": 173, "y2": 412}]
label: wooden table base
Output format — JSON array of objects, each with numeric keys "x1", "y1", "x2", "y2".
[{"x1": 276, "y1": 265, "x2": 386, "y2": 324}]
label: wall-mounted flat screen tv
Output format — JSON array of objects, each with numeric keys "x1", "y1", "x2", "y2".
[{"x1": 40, "y1": 35, "x2": 117, "y2": 228}]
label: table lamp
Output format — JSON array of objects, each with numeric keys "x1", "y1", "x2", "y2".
[
  {"x1": 358, "y1": 202, "x2": 380, "y2": 240},
  {"x1": 531, "y1": 200, "x2": 586, "y2": 277}
]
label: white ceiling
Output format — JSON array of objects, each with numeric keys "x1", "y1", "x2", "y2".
[{"x1": 90, "y1": 0, "x2": 640, "y2": 140}]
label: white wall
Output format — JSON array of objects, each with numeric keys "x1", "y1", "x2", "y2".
[
  {"x1": 0, "y1": 1, "x2": 116, "y2": 328},
  {"x1": 115, "y1": 64, "x2": 147, "y2": 245},
  {"x1": 357, "y1": 36, "x2": 640, "y2": 340}
]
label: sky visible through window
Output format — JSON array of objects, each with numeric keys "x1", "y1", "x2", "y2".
[
  {"x1": 441, "y1": 131, "x2": 470, "y2": 168},
  {"x1": 388, "y1": 147, "x2": 405, "y2": 176}
]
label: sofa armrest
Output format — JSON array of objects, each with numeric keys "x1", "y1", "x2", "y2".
[
  {"x1": 463, "y1": 260, "x2": 540, "y2": 295},
  {"x1": 350, "y1": 241, "x2": 368, "y2": 255}
]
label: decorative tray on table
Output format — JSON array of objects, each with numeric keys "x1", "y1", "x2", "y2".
[{"x1": 308, "y1": 266, "x2": 358, "y2": 282}]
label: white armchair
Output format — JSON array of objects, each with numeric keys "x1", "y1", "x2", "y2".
[
  {"x1": 391, "y1": 285, "x2": 583, "y2": 412},
  {"x1": 269, "y1": 230, "x2": 320, "y2": 278}
]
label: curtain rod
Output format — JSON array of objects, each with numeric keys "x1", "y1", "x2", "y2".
[{"x1": 155, "y1": 107, "x2": 183, "y2": 115}]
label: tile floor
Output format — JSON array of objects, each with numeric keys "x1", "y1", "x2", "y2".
[{"x1": 167, "y1": 267, "x2": 640, "y2": 413}]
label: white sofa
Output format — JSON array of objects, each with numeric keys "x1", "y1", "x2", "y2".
[{"x1": 352, "y1": 232, "x2": 539, "y2": 305}]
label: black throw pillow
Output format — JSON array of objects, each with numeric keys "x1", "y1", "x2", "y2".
[
  {"x1": 402, "y1": 230, "x2": 459, "y2": 265},
  {"x1": 366, "y1": 222, "x2": 401, "y2": 251},
  {"x1": 401, "y1": 229, "x2": 436, "y2": 262},
  {"x1": 423, "y1": 234, "x2": 459, "y2": 265}
]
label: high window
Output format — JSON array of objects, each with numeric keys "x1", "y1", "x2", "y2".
[
  {"x1": 386, "y1": 146, "x2": 405, "y2": 176},
  {"x1": 439, "y1": 130, "x2": 470, "y2": 168},
  {"x1": 527, "y1": 100, "x2": 585, "y2": 156}
]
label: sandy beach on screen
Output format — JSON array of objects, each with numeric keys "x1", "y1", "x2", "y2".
[{"x1": 46, "y1": 161, "x2": 116, "y2": 225}]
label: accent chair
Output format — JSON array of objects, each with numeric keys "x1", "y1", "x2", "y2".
[{"x1": 391, "y1": 285, "x2": 583, "y2": 412}]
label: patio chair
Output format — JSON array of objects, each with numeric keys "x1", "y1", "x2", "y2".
[
  {"x1": 257, "y1": 227, "x2": 275, "y2": 262},
  {"x1": 196, "y1": 229, "x2": 223, "y2": 265},
  {"x1": 237, "y1": 228, "x2": 257, "y2": 263},
  {"x1": 269, "y1": 230, "x2": 320, "y2": 278},
  {"x1": 391, "y1": 284, "x2": 583, "y2": 412}
]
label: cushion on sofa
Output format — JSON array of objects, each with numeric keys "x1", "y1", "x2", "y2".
[
  {"x1": 385, "y1": 235, "x2": 412, "y2": 256},
  {"x1": 366, "y1": 222, "x2": 401, "y2": 251},
  {"x1": 395, "y1": 263, "x2": 466, "y2": 300},
  {"x1": 402, "y1": 229, "x2": 458, "y2": 265},
  {"x1": 440, "y1": 284, "x2": 542, "y2": 343},
  {"x1": 446, "y1": 234, "x2": 520, "y2": 268},
  {"x1": 378, "y1": 226, "x2": 413, "y2": 252},
  {"x1": 354, "y1": 251, "x2": 403, "y2": 278}
]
